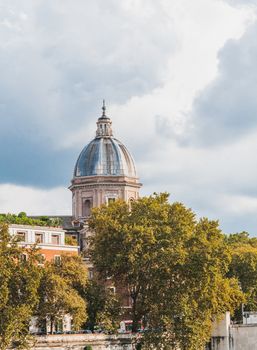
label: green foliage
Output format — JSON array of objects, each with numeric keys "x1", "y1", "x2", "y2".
[
  {"x1": 0, "y1": 213, "x2": 61, "y2": 227},
  {"x1": 0, "y1": 225, "x2": 88, "y2": 343},
  {"x1": 18, "y1": 212, "x2": 27, "y2": 218},
  {"x1": 84, "y1": 279, "x2": 121, "y2": 332},
  {"x1": 65, "y1": 235, "x2": 78, "y2": 246},
  {"x1": 89, "y1": 193, "x2": 243, "y2": 350},
  {"x1": 37, "y1": 255, "x2": 88, "y2": 333},
  {"x1": 0, "y1": 223, "x2": 42, "y2": 350},
  {"x1": 225, "y1": 231, "x2": 257, "y2": 248},
  {"x1": 51, "y1": 255, "x2": 88, "y2": 292},
  {"x1": 84, "y1": 346, "x2": 93, "y2": 350},
  {"x1": 227, "y1": 232, "x2": 257, "y2": 313}
]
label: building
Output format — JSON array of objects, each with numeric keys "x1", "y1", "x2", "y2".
[
  {"x1": 9, "y1": 224, "x2": 79, "y2": 263},
  {"x1": 68, "y1": 101, "x2": 142, "y2": 312},
  {"x1": 69, "y1": 101, "x2": 142, "y2": 252}
]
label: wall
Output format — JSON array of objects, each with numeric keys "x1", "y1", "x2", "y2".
[
  {"x1": 32, "y1": 333, "x2": 134, "y2": 350},
  {"x1": 230, "y1": 324, "x2": 257, "y2": 350},
  {"x1": 210, "y1": 313, "x2": 257, "y2": 350},
  {"x1": 210, "y1": 312, "x2": 230, "y2": 350},
  {"x1": 30, "y1": 317, "x2": 257, "y2": 350}
]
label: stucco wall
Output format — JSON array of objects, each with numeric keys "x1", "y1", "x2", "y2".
[
  {"x1": 230, "y1": 324, "x2": 257, "y2": 350},
  {"x1": 210, "y1": 313, "x2": 257, "y2": 350},
  {"x1": 32, "y1": 333, "x2": 134, "y2": 350}
]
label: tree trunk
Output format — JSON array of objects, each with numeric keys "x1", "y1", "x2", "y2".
[
  {"x1": 50, "y1": 318, "x2": 54, "y2": 335},
  {"x1": 131, "y1": 295, "x2": 139, "y2": 333}
]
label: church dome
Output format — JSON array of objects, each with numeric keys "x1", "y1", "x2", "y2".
[{"x1": 74, "y1": 102, "x2": 137, "y2": 178}]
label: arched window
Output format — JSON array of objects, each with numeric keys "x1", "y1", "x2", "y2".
[
  {"x1": 128, "y1": 197, "x2": 134, "y2": 211},
  {"x1": 83, "y1": 199, "x2": 92, "y2": 217}
]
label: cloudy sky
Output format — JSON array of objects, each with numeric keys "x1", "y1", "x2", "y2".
[{"x1": 1, "y1": 0, "x2": 257, "y2": 234}]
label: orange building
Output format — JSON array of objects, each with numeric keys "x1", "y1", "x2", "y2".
[{"x1": 9, "y1": 224, "x2": 79, "y2": 263}]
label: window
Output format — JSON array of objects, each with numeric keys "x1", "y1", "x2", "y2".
[
  {"x1": 38, "y1": 254, "x2": 45, "y2": 265},
  {"x1": 54, "y1": 319, "x2": 63, "y2": 333},
  {"x1": 54, "y1": 255, "x2": 61, "y2": 265},
  {"x1": 88, "y1": 270, "x2": 94, "y2": 280},
  {"x1": 20, "y1": 254, "x2": 27, "y2": 262},
  {"x1": 35, "y1": 232, "x2": 44, "y2": 244},
  {"x1": 108, "y1": 286, "x2": 116, "y2": 294},
  {"x1": 82, "y1": 199, "x2": 92, "y2": 217},
  {"x1": 16, "y1": 231, "x2": 27, "y2": 242},
  {"x1": 108, "y1": 198, "x2": 116, "y2": 205},
  {"x1": 51, "y1": 234, "x2": 60, "y2": 245}
]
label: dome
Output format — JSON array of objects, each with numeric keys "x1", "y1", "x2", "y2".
[
  {"x1": 74, "y1": 102, "x2": 137, "y2": 178},
  {"x1": 74, "y1": 137, "x2": 137, "y2": 177}
]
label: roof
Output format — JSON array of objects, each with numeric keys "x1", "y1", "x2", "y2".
[{"x1": 74, "y1": 137, "x2": 137, "y2": 178}]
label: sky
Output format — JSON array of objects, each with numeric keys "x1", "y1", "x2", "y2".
[{"x1": 1, "y1": 0, "x2": 257, "y2": 234}]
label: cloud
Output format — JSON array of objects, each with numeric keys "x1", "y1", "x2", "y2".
[
  {"x1": 225, "y1": 0, "x2": 257, "y2": 7},
  {"x1": 190, "y1": 23, "x2": 257, "y2": 145},
  {"x1": 155, "y1": 1, "x2": 254, "y2": 147},
  {"x1": 0, "y1": 184, "x2": 70, "y2": 215},
  {"x1": 1, "y1": 0, "x2": 257, "y2": 235},
  {"x1": 0, "y1": 0, "x2": 175, "y2": 187},
  {"x1": 139, "y1": 131, "x2": 257, "y2": 234}
]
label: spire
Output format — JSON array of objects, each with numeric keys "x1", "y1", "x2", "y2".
[
  {"x1": 102, "y1": 99, "x2": 106, "y2": 117},
  {"x1": 96, "y1": 100, "x2": 113, "y2": 137}
]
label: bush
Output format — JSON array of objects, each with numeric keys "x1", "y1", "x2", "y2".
[
  {"x1": 0, "y1": 213, "x2": 61, "y2": 227},
  {"x1": 84, "y1": 346, "x2": 93, "y2": 350}
]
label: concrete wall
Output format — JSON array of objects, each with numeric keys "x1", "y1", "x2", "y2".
[
  {"x1": 230, "y1": 324, "x2": 257, "y2": 350},
  {"x1": 32, "y1": 333, "x2": 134, "y2": 350},
  {"x1": 210, "y1": 313, "x2": 257, "y2": 350}
]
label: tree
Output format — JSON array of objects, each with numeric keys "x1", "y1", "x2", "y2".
[
  {"x1": 50, "y1": 254, "x2": 88, "y2": 293},
  {"x1": 0, "y1": 213, "x2": 61, "y2": 227},
  {"x1": 37, "y1": 255, "x2": 87, "y2": 334},
  {"x1": 84, "y1": 279, "x2": 121, "y2": 332},
  {"x1": 144, "y1": 218, "x2": 243, "y2": 350},
  {"x1": 0, "y1": 223, "x2": 42, "y2": 349},
  {"x1": 226, "y1": 232, "x2": 257, "y2": 313},
  {"x1": 89, "y1": 193, "x2": 243, "y2": 349}
]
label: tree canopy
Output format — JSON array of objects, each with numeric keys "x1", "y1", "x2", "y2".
[
  {"x1": 0, "y1": 224, "x2": 42, "y2": 349},
  {"x1": 226, "y1": 232, "x2": 257, "y2": 312},
  {"x1": 0, "y1": 213, "x2": 61, "y2": 227},
  {"x1": 83, "y1": 279, "x2": 121, "y2": 333},
  {"x1": 37, "y1": 255, "x2": 88, "y2": 334},
  {"x1": 89, "y1": 193, "x2": 244, "y2": 349}
]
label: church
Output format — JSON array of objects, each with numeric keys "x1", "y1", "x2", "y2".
[{"x1": 69, "y1": 100, "x2": 142, "y2": 253}]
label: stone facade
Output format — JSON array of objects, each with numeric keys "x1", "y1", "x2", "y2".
[{"x1": 70, "y1": 175, "x2": 140, "y2": 219}]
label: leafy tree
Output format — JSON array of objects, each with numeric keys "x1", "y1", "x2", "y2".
[
  {"x1": 37, "y1": 255, "x2": 87, "y2": 334},
  {"x1": 0, "y1": 223, "x2": 42, "y2": 349},
  {"x1": 18, "y1": 212, "x2": 27, "y2": 218},
  {"x1": 84, "y1": 279, "x2": 121, "y2": 332},
  {"x1": 143, "y1": 218, "x2": 243, "y2": 350},
  {"x1": 225, "y1": 231, "x2": 257, "y2": 248},
  {"x1": 89, "y1": 193, "x2": 243, "y2": 349},
  {"x1": 226, "y1": 232, "x2": 257, "y2": 313},
  {"x1": 51, "y1": 255, "x2": 88, "y2": 292}
]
